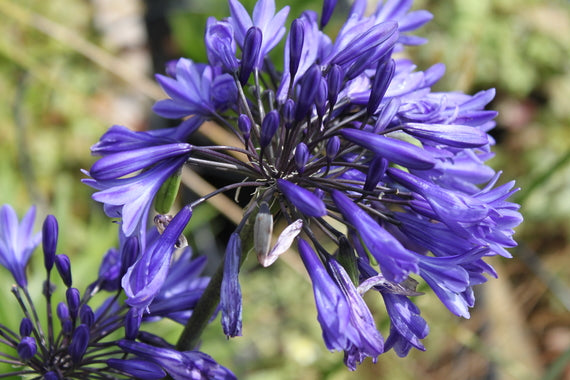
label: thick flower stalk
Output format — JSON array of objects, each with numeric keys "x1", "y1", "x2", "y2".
[
  {"x1": 0, "y1": 205, "x2": 235, "y2": 379},
  {"x1": 84, "y1": 0, "x2": 522, "y2": 370}
]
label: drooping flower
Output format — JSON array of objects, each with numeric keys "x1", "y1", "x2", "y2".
[{"x1": 298, "y1": 239, "x2": 384, "y2": 370}]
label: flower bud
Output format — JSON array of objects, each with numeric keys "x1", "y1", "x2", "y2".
[
  {"x1": 238, "y1": 114, "x2": 252, "y2": 142},
  {"x1": 239, "y1": 27, "x2": 262, "y2": 85},
  {"x1": 80, "y1": 305, "x2": 94, "y2": 328},
  {"x1": 260, "y1": 110, "x2": 279, "y2": 148},
  {"x1": 95, "y1": 248, "x2": 121, "y2": 292},
  {"x1": 367, "y1": 59, "x2": 395, "y2": 116},
  {"x1": 66, "y1": 287, "x2": 81, "y2": 320},
  {"x1": 282, "y1": 99, "x2": 296, "y2": 129},
  {"x1": 364, "y1": 156, "x2": 388, "y2": 192},
  {"x1": 42, "y1": 215, "x2": 58, "y2": 272},
  {"x1": 254, "y1": 202, "x2": 273, "y2": 260},
  {"x1": 107, "y1": 358, "x2": 166, "y2": 379},
  {"x1": 19, "y1": 318, "x2": 33, "y2": 337},
  {"x1": 315, "y1": 77, "x2": 328, "y2": 117},
  {"x1": 340, "y1": 128, "x2": 435, "y2": 170},
  {"x1": 125, "y1": 308, "x2": 142, "y2": 341},
  {"x1": 56, "y1": 302, "x2": 70, "y2": 321},
  {"x1": 295, "y1": 65, "x2": 321, "y2": 121},
  {"x1": 55, "y1": 254, "x2": 72, "y2": 287},
  {"x1": 320, "y1": 0, "x2": 337, "y2": 28},
  {"x1": 17, "y1": 336, "x2": 37, "y2": 361},
  {"x1": 221, "y1": 233, "x2": 242, "y2": 338},
  {"x1": 326, "y1": 136, "x2": 340, "y2": 161},
  {"x1": 70, "y1": 324, "x2": 90, "y2": 364},
  {"x1": 327, "y1": 64, "x2": 343, "y2": 107},
  {"x1": 295, "y1": 142, "x2": 309, "y2": 174},
  {"x1": 289, "y1": 19, "x2": 304, "y2": 80},
  {"x1": 277, "y1": 179, "x2": 326, "y2": 217},
  {"x1": 374, "y1": 97, "x2": 400, "y2": 132},
  {"x1": 57, "y1": 302, "x2": 73, "y2": 335}
]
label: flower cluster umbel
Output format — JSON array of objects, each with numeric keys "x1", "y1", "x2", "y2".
[
  {"x1": 0, "y1": 205, "x2": 235, "y2": 379},
  {"x1": 82, "y1": 0, "x2": 522, "y2": 371}
]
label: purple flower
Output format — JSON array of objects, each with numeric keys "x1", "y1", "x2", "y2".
[
  {"x1": 90, "y1": 124, "x2": 184, "y2": 155},
  {"x1": 42, "y1": 214, "x2": 58, "y2": 271},
  {"x1": 388, "y1": 167, "x2": 491, "y2": 234},
  {"x1": 238, "y1": 27, "x2": 262, "y2": 85},
  {"x1": 320, "y1": 0, "x2": 337, "y2": 28},
  {"x1": 84, "y1": 144, "x2": 191, "y2": 236},
  {"x1": 331, "y1": 190, "x2": 418, "y2": 283},
  {"x1": 0, "y1": 208, "x2": 221, "y2": 379},
  {"x1": 277, "y1": 179, "x2": 326, "y2": 217},
  {"x1": 81, "y1": 0, "x2": 523, "y2": 369},
  {"x1": 298, "y1": 239, "x2": 384, "y2": 370},
  {"x1": 358, "y1": 259, "x2": 429, "y2": 356},
  {"x1": 416, "y1": 247, "x2": 489, "y2": 318},
  {"x1": 117, "y1": 339, "x2": 236, "y2": 380},
  {"x1": 205, "y1": 18, "x2": 239, "y2": 72},
  {"x1": 146, "y1": 249, "x2": 209, "y2": 325},
  {"x1": 55, "y1": 254, "x2": 72, "y2": 287},
  {"x1": 372, "y1": 0, "x2": 433, "y2": 46},
  {"x1": 0, "y1": 205, "x2": 41, "y2": 287},
  {"x1": 277, "y1": 11, "x2": 320, "y2": 101},
  {"x1": 153, "y1": 58, "x2": 237, "y2": 119},
  {"x1": 108, "y1": 358, "x2": 167, "y2": 379},
  {"x1": 122, "y1": 206, "x2": 193, "y2": 314},
  {"x1": 382, "y1": 293, "x2": 429, "y2": 356},
  {"x1": 17, "y1": 336, "x2": 37, "y2": 361},
  {"x1": 228, "y1": 0, "x2": 289, "y2": 68},
  {"x1": 340, "y1": 128, "x2": 436, "y2": 170},
  {"x1": 69, "y1": 324, "x2": 90, "y2": 363}
]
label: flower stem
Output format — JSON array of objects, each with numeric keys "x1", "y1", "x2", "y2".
[{"x1": 176, "y1": 260, "x2": 224, "y2": 351}]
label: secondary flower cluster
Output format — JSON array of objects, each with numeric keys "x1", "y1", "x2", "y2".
[
  {"x1": 0, "y1": 205, "x2": 235, "y2": 379},
  {"x1": 82, "y1": 0, "x2": 522, "y2": 371}
]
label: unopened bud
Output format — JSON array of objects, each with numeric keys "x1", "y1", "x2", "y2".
[{"x1": 254, "y1": 202, "x2": 273, "y2": 263}]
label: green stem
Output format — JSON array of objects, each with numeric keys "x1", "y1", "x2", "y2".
[{"x1": 176, "y1": 261, "x2": 224, "y2": 351}]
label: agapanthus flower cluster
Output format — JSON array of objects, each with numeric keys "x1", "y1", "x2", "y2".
[
  {"x1": 0, "y1": 205, "x2": 235, "y2": 379},
  {"x1": 83, "y1": 0, "x2": 522, "y2": 371}
]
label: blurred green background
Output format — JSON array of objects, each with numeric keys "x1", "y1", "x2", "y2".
[{"x1": 1, "y1": 0, "x2": 569, "y2": 379}]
